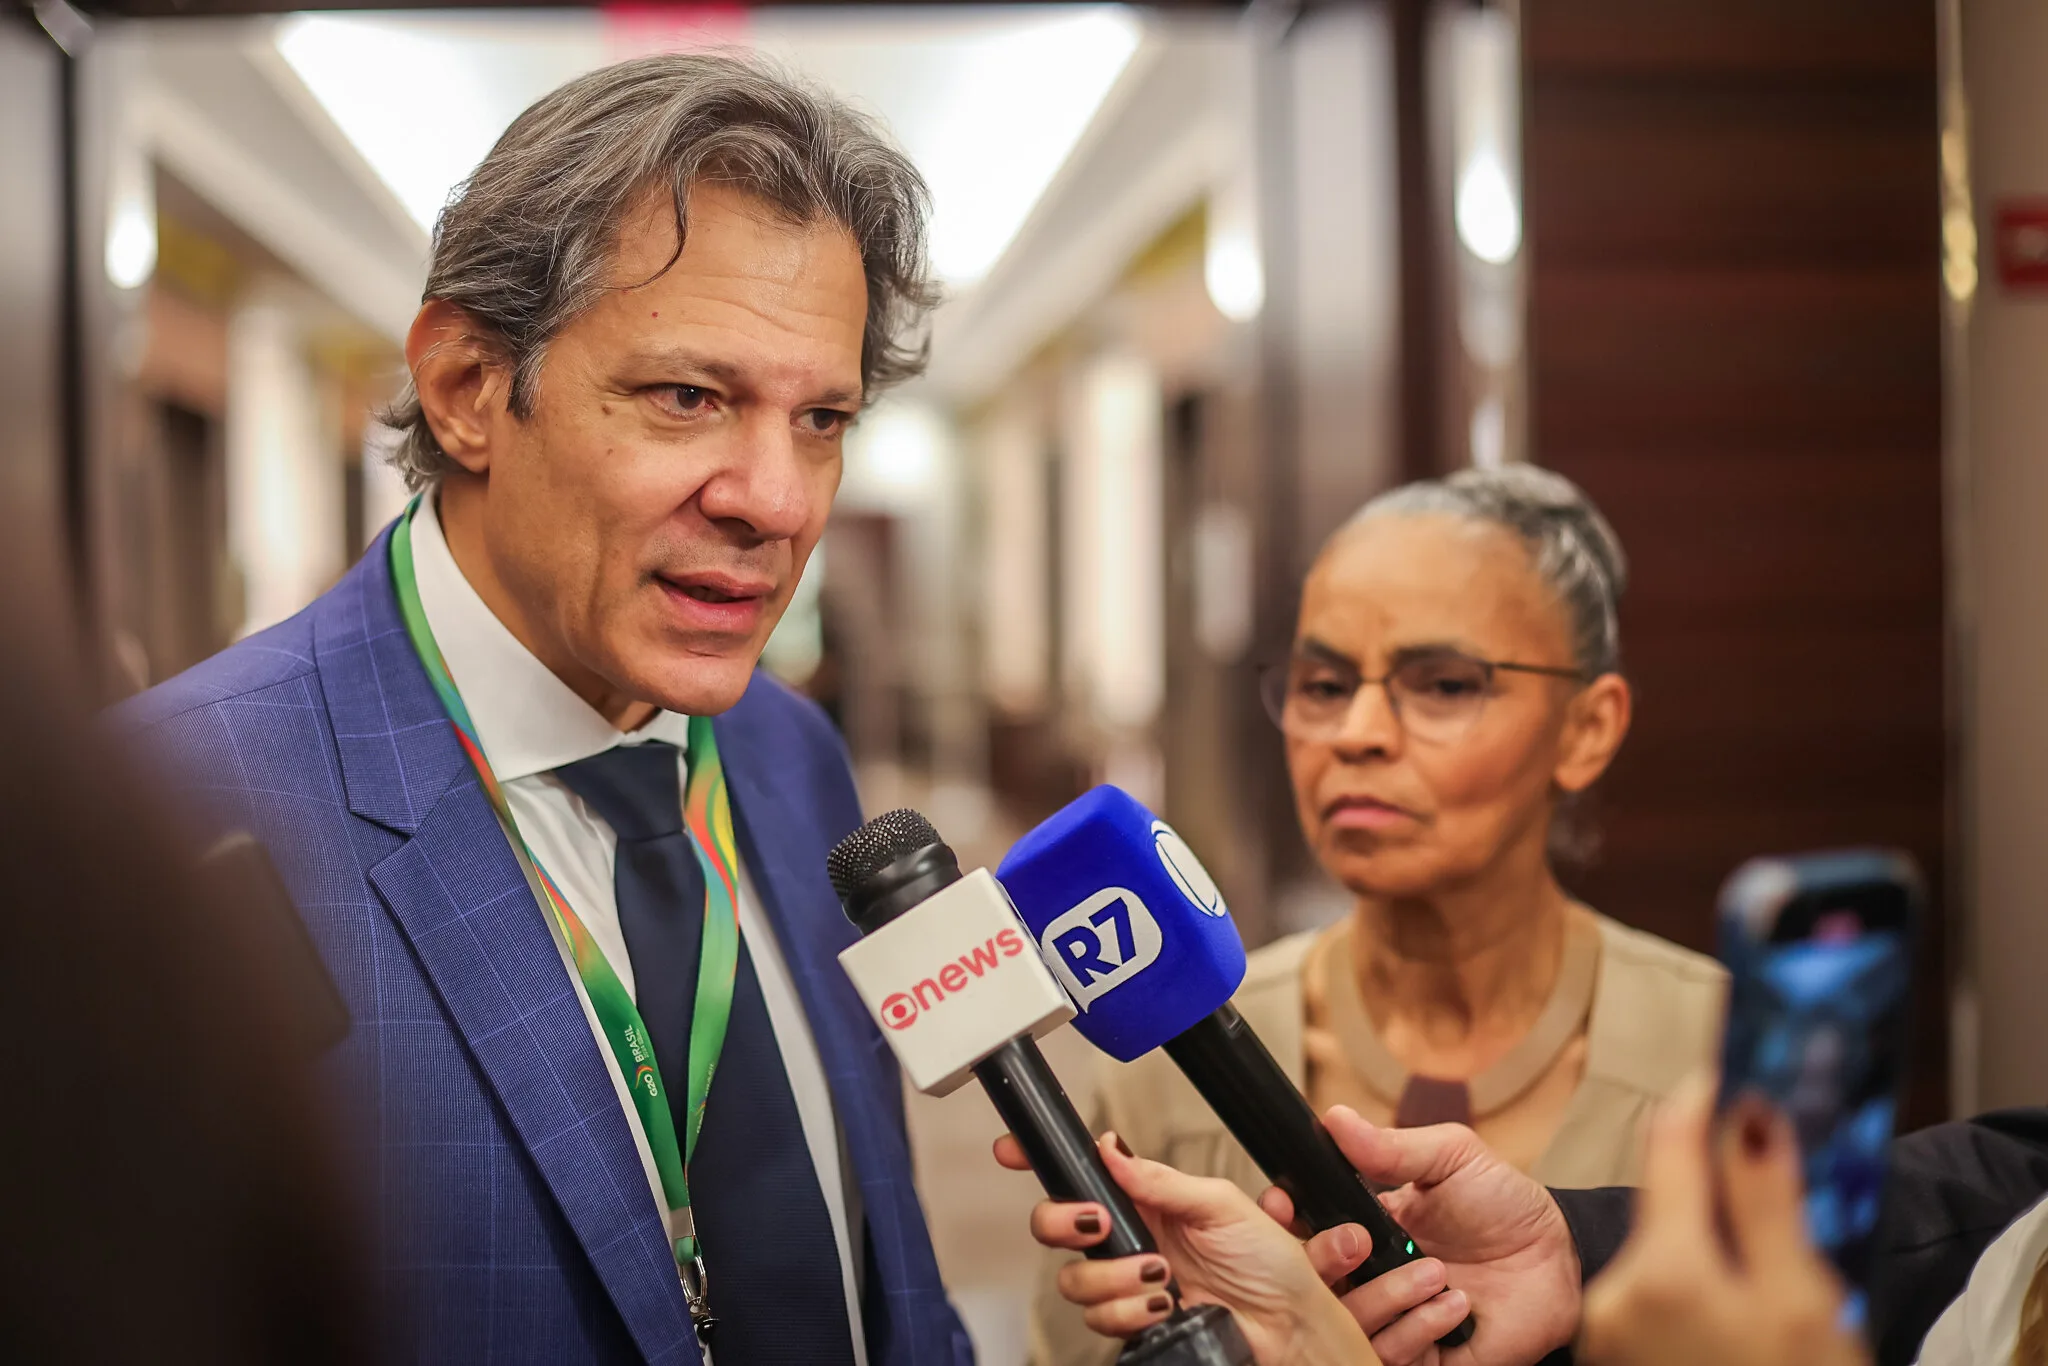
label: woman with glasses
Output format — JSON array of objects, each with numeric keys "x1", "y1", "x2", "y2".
[{"x1": 1030, "y1": 465, "x2": 1726, "y2": 1366}]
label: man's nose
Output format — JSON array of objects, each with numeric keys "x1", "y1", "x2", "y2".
[{"x1": 697, "y1": 414, "x2": 816, "y2": 541}]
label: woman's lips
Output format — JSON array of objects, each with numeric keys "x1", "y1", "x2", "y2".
[
  {"x1": 654, "y1": 573, "x2": 771, "y2": 635},
  {"x1": 1322, "y1": 796, "x2": 1421, "y2": 831}
]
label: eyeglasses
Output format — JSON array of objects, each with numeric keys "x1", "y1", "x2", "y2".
[{"x1": 1257, "y1": 647, "x2": 1587, "y2": 747}]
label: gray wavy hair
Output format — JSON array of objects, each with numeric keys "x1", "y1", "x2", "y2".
[
  {"x1": 381, "y1": 51, "x2": 938, "y2": 489},
  {"x1": 1351, "y1": 463, "x2": 1629, "y2": 676},
  {"x1": 1348, "y1": 463, "x2": 1629, "y2": 864}
]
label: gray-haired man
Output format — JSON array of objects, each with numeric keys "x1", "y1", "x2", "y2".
[{"x1": 120, "y1": 53, "x2": 970, "y2": 1365}]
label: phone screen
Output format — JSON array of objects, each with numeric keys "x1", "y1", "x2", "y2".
[{"x1": 1717, "y1": 854, "x2": 1918, "y2": 1330}]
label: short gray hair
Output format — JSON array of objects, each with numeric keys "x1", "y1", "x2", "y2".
[
  {"x1": 1351, "y1": 464, "x2": 1629, "y2": 676},
  {"x1": 382, "y1": 51, "x2": 938, "y2": 488}
]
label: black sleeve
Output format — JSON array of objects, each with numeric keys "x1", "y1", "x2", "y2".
[
  {"x1": 1526, "y1": 1188, "x2": 1636, "y2": 1366},
  {"x1": 1551, "y1": 1186, "x2": 1636, "y2": 1285},
  {"x1": 1869, "y1": 1108, "x2": 2048, "y2": 1366}
]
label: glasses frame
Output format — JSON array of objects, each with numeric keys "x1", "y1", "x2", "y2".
[{"x1": 1257, "y1": 649, "x2": 1589, "y2": 744}]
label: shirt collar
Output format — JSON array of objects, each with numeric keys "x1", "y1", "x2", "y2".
[{"x1": 409, "y1": 494, "x2": 693, "y2": 782}]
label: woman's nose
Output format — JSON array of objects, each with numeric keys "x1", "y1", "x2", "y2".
[{"x1": 1331, "y1": 679, "x2": 1403, "y2": 757}]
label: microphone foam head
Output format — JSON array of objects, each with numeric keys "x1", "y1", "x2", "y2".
[
  {"x1": 828, "y1": 808, "x2": 943, "y2": 901},
  {"x1": 997, "y1": 785, "x2": 1247, "y2": 1061}
]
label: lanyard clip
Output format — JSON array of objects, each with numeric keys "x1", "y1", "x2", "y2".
[{"x1": 680, "y1": 1253, "x2": 717, "y2": 1342}]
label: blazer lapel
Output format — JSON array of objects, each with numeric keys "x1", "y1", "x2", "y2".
[
  {"x1": 318, "y1": 528, "x2": 700, "y2": 1365},
  {"x1": 715, "y1": 686, "x2": 951, "y2": 1366}
]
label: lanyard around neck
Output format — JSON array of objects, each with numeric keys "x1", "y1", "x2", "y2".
[{"x1": 389, "y1": 500, "x2": 742, "y2": 1290}]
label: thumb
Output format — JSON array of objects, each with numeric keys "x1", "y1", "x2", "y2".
[
  {"x1": 1324, "y1": 1105, "x2": 1485, "y2": 1190},
  {"x1": 1633, "y1": 1072, "x2": 1718, "y2": 1261}
]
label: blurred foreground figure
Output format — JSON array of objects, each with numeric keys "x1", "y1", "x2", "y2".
[
  {"x1": 0, "y1": 548, "x2": 370, "y2": 1364},
  {"x1": 113, "y1": 51, "x2": 968, "y2": 1366}
]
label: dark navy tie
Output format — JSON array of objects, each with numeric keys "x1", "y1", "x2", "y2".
[{"x1": 554, "y1": 741, "x2": 857, "y2": 1365}]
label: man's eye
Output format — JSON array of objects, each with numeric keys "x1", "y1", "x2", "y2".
[
  {"x1": 801, "y1": 408, "x2": 851, "y2": 436},
  {"x1": 658, "y1": 386, "x2": 712, "y2": 414}
]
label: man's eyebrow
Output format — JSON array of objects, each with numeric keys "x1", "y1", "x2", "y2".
[{"x1": 626, "y1": 348, "x2": 862, "y2": 408}]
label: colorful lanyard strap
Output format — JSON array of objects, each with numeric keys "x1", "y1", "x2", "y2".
[{"x1": 389, "y1": 500, "x2": 742, "y2": 1328}]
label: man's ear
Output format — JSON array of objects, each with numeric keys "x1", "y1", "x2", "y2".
[
  {"x1": 405, "y1": 299, "x2": 511, "y2": 476},
  {"x1": 1554, "y1": 672, "x2": 1632, "y2": 795}
]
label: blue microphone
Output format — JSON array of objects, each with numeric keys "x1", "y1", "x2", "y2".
[{"x1": 999, "y1": 786, "x2": 1475, "y2": 1347}]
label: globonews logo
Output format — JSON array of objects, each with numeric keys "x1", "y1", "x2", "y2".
[
  {"x1": 1152, "y1": 820, "x2": 1227, "y2": 919},
  {"x1": 880, "y1": 928, "x2": 1029, "y2": 1031}
]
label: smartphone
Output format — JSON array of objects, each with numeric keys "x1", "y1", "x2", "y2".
[{"x1": 1716, "y1": 849, "x2": 1920, "y2": 1330}]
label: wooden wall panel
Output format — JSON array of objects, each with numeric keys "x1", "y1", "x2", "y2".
[{"x1": 1523, "y1": 0, "x2": 1948, "y2": 1124}]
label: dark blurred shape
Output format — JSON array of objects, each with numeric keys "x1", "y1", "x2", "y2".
[
  {"x1": 196, "y1": 831, "x2": 353, "y2": 1060},
  {"x1": 0, "y1": 528, "x2": 371, "y2": 1365}
]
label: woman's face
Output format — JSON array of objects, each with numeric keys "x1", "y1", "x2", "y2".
[{"x1": 1285, "y1": 513, "x2": 1628, "y2": 900}]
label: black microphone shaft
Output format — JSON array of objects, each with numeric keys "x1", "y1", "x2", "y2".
[
  {"x1": 972, "y1": 1037, "x2": 1155, "y2": 1262},
  {"x1": 1163, "y1": 1005, "x2": 1476, "y2": 1345}
]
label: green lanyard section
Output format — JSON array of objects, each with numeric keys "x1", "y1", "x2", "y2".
[{"x1": 390, "y1": 501, "x2": 742, "y2": 1271}]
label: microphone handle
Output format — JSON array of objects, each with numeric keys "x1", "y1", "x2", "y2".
[
  {"x1": 972, "y1": 1037, "x2": 1157, "y2": 1262},
  {"x1": 1162, "y1": 1005, "x2": 1476, "y2": 1347}
]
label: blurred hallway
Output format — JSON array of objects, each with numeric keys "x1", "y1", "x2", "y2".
[{"x1": 12, "y1": 0, "x2": 2048, "y2": 1360}]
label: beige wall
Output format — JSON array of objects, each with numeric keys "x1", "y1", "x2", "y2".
[
  {"x1": 0, "y1": 27, "x2": 64, "y2": 572},
  {"x1": 1959, "y1": 0, "x2": 2048, "y2": 1111}
]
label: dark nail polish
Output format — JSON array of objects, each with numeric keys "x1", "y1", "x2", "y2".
[
  {"x1": 1113, "y1": 1134, "x2": 1135, "y2": 1159},
  {"x1": 1147, "y1": 1294, "x2": 1172, "y2": 1315},
  {"x1": 1735, "y1": 1100, "x2": 1775, "y2": 1157},
  {"x1": 1075, "y1": 1211, "x2": 1102, "y2": 1235},
  {"x1": 1141, "y1": 1259, "x2": 1169, "y2": 1284}
]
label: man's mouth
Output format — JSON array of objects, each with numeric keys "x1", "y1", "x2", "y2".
[
  {"x1": 653, "y1": 572, "x2": 774, "y2": 631},
  {"x1": 673, "y1": 582, "x2": 747, "y2": 603},
  {"x1": 655, "y1": 571, "x2": 772, "y2": 602}
]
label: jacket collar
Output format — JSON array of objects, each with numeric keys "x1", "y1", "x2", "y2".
[
  {"x1": 313, "y1": 523, "x2": 701, "y2": 1362},
  {"x1": 312, "y1": 522, "x2": 469, "y2": 836}
]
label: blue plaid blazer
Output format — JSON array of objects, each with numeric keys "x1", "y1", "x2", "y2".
[{"x1": 117, "y1": 524, "x2": 973, "y2": 1366}]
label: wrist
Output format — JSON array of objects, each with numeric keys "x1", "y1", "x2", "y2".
[{"x1": 1274, "y1": 1289, "x2": 1373, "y2": 1366}]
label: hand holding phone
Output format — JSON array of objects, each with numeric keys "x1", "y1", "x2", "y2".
[{"x1": 1716, "y1": 849, "x2": 1921, "y2": 1331}]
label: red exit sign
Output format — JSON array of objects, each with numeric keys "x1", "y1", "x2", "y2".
[{"x1": 1996, "y1": 201, "x2": 2048, "y2": 292}]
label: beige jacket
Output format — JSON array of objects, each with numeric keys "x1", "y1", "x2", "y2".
[{"x1": 1027, "y1": 912, "x2": 1728, "y2": 1366}]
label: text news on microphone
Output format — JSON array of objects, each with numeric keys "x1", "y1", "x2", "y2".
[{"x1": 828, "y1": 808, "x2": 1257, "y2": 1366}]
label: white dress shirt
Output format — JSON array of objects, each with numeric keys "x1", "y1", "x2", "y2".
[
  {"x1": 1914, "y1": 1192, "x2": 2048, "y2": 1365},
  {"x1": 410, "y1": 499, "x2": 866, "y2": 1362}
]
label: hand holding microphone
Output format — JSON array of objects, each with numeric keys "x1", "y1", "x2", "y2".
[
  {"x1": 1015, "y1": 1106, "x2": 1583, "y2": 1366},
  {"x1": 998, "y1": 1129, "x2": 1378, "y2": 1366},
  {"x1": 828, "y1": 809, "x2": 1257, "y2": 1366},
  {"x1": 997, "y1": 786, "x2": 1478, "y2": 1348}
]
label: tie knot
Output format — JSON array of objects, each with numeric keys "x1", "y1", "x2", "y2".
[{"x1": 553, "y1": 741, "x2": 684, "y2": 842}]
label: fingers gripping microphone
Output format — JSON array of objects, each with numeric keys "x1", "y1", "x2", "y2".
[
  {"x1": 829, "y1": 811, "x2": 1254, "y2": 1366},
  {"x1": 998, "y1": 787, "x2": 1477, "y2": 1348}
]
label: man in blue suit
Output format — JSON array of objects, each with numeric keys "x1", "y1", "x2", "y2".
[{"x1": 119, "y1": 53, "x2": 968, "y2": 1366}]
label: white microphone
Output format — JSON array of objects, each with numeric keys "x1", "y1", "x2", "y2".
[
  {"x1": 827, "y1": 809, "x2": 1256, "y2": 1366},
  {"x1": 836, "y1": 866, "x2": 1074, "y2": 1095}
]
